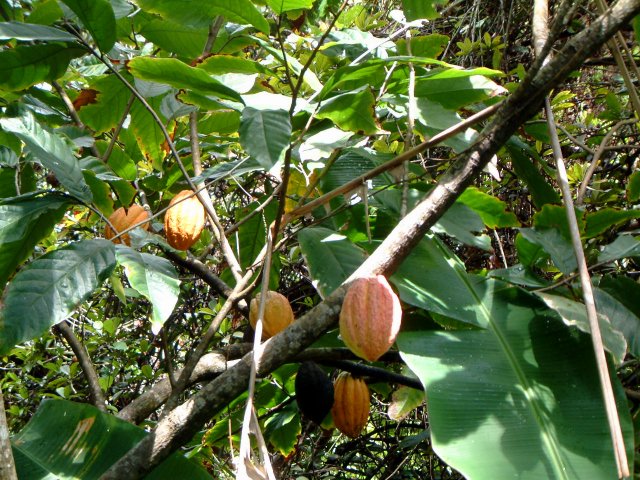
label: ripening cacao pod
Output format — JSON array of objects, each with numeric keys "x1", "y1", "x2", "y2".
[
  {"x1": 104, "y1": 204, "x2": 150, "y2": 246},
  {"x1": 331, "y1": 372, "x2": 370, "y2": 438},
  {"x1": 339, "y1": 275, "x2": 402, "y2": 362},
  {"x1": 249, "y1": 291, "x2": 294, "y2": 339},
  {"x1": 295, "y1": 361, "x2": 334, "y2": 425},
  {"x1": 164, "y1": 190, "x2": 206, "y2": 250}
]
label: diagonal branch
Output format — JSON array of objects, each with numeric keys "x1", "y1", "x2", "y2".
[{"x1": 100, "y1": 1, "x2": 640, "y2": 478}]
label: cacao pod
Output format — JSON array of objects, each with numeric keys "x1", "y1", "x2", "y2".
[
  {"x1": 164, "y1": 190, "x2": 206, "y2": 250},
  {"x1": 339, "y1": 275, "x2": 402, "y2": 361},
  {"x1": 249, "y1": 290, "x2": 294, "y2": 339},
  {"x1": 295, "y1": 361, "x2": 334, "y2": 425},
  {"x1": 104, "y1": 204, "x2": 150, "y2": 246},
  {"x1": 331, "y1": 372, "x2": 370, "y2": 438}
]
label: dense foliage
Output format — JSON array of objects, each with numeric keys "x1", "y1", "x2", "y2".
[{"x1": 1, "y1": 0, "x2": 640, "y2": 478}]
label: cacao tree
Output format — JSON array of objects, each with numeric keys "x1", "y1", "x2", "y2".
[{"x1": 0, "y1": 0, "x2": 640, "y2": 479}]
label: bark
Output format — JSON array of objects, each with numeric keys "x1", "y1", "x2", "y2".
[{"x1": 100, "y1": 1, "x2": 640, "y2": 478}]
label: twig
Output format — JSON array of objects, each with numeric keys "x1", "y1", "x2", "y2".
[{"x1": 54, "y1": 321, "x2": 107, "y2": 412}]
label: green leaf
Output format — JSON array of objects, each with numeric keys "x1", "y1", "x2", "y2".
[
  {"x1": 12, "y1": 399, "x2": 211, "y2": 479},
  {"x1": 264, "y1": 405, "x2": 301, "y2": 456},
  {"x1": 265, "y1": 0, "x2": 314, "y2": 13},
  {"x1": 0, "y1": 43, "x2": 85, "y2": 90},
  {"x1": 0, "y1": 193, "x2": 71, "y2": 289},
  {"x1": 536, "y1": 292, "x2": 627, "y2": 364},
  {"x1": 388, "y1": 385, "x2": 424, "y2": 421},
  {"x1": 392, "y1": 236, "x2": 492, "y2": 328},
  {"x1": 239, "y1": 107, "x2": 292, "y2": 170},
  {"x1": 198, "y1": 55, "x2": 274, "y2": 76},
  {"x1": 627, "y1": 170, "x2": 640, "y2": 202},
  {"x1": 597, "y1": 278, "x2": 640, "y2": 358},
  {"x1": 584, "y1": 207, "x2": 640, "y2": 238},
  {"x1": 434, "y1": 201, "x2": 492, "y2": 251},
  {"x1": 519, "y1": 228, "x2": 576, "y2": 274},
  {"x1": 598, "y1": 235, "x2": 640, "y2": 263},
  {"x1": 0, "y1": 239, "x2": 116, "y2": 353},
  {"x1": 396, "y1": 34, "x2": 449, "y2": 57},
  {"x1": 298, "y1": 227, "x2": 366, "y2": 298},
  {"x1": 395, "y1": 74, "x2": 503, "y2": 109},
  {"x1": 505, "y1": 138, "x2": 561, "y2": 208},
  {"x1": 115, "y1": 247, "x2": 180, "y2": 334},
  {"x1": 458, "y1": 187, "x2": 519, "y2": 228},
  {"x1": 134, "y1": 0, "x2": 269, "y2": 33},
  {"x1": 128, "y1": 57, "x2": 243, "y2": 103},
  {"x1": 60, "y1": 0, "x2": 116, "y2": 52},
  {"x1": 129, "y1": 94, "x2": 174, "y2": 170},
  {"x1": 78, "y1": 75, "x2": 131, "y2": 133},
  {"x1": 401, "y1": 0, "x2": 448, "y2": 20},
  {"x1": 0, "y1": 112, "x2": 93, "y2": 202},
  {"x1": 138, "y1": 19, "x2": 208, "y2": 59},
  {"x1": 0, "y1": 21, "x2": 76, "y2": 41},
  {"x1": 316, "y1": 87, "x2": 379, "y2": 134},
  {"x1": 415, "y1": 98, "x2": 479, "y2": 153},
  {"x1": 397, "y1": 296, "x2": 633, "y2": 480}
]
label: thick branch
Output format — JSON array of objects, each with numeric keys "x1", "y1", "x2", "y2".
[{"x1": 100, "y1": 1, "x2": 640, "y2": 477}]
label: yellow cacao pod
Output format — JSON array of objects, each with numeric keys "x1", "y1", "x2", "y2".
[
  {"x1": 249, "y1": 291, "x2": 294, "y2": 339},
  {"x1": 339, "y1": 275, "x2": 402, "y2": 362},
  {"x1": 164, "y1": 190, "x2": 206, "y2": 251},
  {"x1": 104, "y1": 204, "x2": 150, "y2": 246},
  {"x1": 331, "y1": 372, "x2": 370, "y2": 438}
]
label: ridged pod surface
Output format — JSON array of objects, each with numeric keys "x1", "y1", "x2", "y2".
[
  {"x1": 331, "y1": 372, "x2": 370, "y2": 438},
  {"x1": 339, "y1": 275, "x2": 402, "y2": 361},
  {"x1": 295, "y1": 361, "x2": 334, "y2": 425},
  {"x1": 164, "y1": 190, "x2": 206, "y2": 250},
  {"x1": 249, "y1": 291, "x2": 295, "y2": 339},
  {"x1": 104, "y1": 205, "x2": 150, "y2": 246}
]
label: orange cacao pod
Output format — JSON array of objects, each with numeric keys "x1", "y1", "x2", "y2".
[
  {"x1": 331, "y1": 372, "x2": 370, "y2": 438},
  {"x1": 104, "y1": 204, "x2": 150, "y2": 246},
  {"x1": 249, "y1": 291, "x2": 294, "y2": 339},
  {"x1": 164, "y1": 190, "x2": 206, "y2": 250},
  {"x1": 339, "y1": 275, "x2": 402, "y2": 362}
]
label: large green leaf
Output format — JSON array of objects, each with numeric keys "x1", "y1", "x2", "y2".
[
  {"x1": 298, "y1": 227, "x2": 366, "y2": 298},
  {"x1": 134, "y1": 0, "x2": 269, "y2": 33},
  {"x1": 0, "y1": 21, "x2": 76, "y2": 41},
  {"x1": 115, "y1": 246, "x2": 180, "y2": 334},
  {"x1": 12, "y1": 399, "x2": 211, "y2": 479},
  {"x1": 0, "y1": 239, "x2": 116, "y2": 353},
  {"x1": 128, "y1": 57, "x2": 243, "y2": 103},
  {"x1": 239, "y1": 107, "x2": 292, "y2": 170},
  {"x1": 536, "y1": 292, "x2": 627, "y2": 364},
  {"x1": 392, "y1": 236, "x2": 493, "y2": 327},
  {"x1": 397, "y1": 296, "x2": 633, "y2": 480},
  {"x1": 0, "y1": 112, "x2": 93, "y2": 203},
  {"x1": 0, "y1": 43, "x2": 85, "y2": 91},
  {"x1": 60, "y1": 0, "x2": 116, "y2": 52},
  {"x1": 0, "y1": 193, "x2": 71, "y2": 289},
  {"x1": 415, "y1": 98, "x2": 479, "y2": 153},
  {"x1": 315, "y1": 87, "x2": 379, "y2": 134},
  {"x1": 77, "y1": 75, "x2": 132, "y2": 133},
  {"x1": 596, "y1": 278, "x2": 640, "y2": 358}
]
